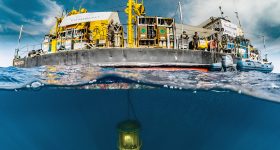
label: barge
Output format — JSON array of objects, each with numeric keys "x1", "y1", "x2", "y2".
[{"x1": 13, "y1": 0, "x2": 273, "y2": 72}]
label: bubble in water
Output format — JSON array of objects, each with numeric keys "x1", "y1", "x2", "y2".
[
  {"x1": 238, "y1": 90, "x2": 242, "y2": 94},
  {"x1": 89, "y1": 80, "x2": 97, "y2": 84},
  {"x1": 271, "y1": 83, "x2": 279, "y2": 89},
  {"x1": 30, "y1": 81, "x2": 43, "y2": 89}
]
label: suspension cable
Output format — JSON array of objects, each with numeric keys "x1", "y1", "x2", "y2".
[{"x1": 126, "y1": 90, "x2": 138, "y2": 121}]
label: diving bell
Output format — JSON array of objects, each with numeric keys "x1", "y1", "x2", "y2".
[{"x1": 117, "y1": 120, "x2": 141, "y2": 150}]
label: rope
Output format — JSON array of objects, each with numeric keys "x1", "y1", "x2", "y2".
[
  {"x1": 126, "y1": 90, "x2": 138, "y2": 121},
  {"x1": 127, "y1": 90, "x2": 130, "y2": 119},
  {"x1": 106, "y1": 5, "x2": 127, "y2": 10},
  {"x1": 22, "y1": 33, "x2": 42, "y2": 43},
  {"x1": 171, "y1": 3, "x2": 180, "y2": 19}
]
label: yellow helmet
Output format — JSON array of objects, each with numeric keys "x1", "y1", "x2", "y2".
[
  {"x1": 134, "y1": 3, "x2": 145, "y2": 16},
  {"x1": 69, "y1": 9, "x2": 78, "y2": 15},
  {"x1": 80, "y1": 8, "x2": 88, "y2": 13}
]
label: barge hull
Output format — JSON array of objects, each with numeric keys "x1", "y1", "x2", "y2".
[{"x1": 13, "y1": 48, "x2": 231, "y2": 69}]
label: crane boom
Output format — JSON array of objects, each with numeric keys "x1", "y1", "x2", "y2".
[{"x1": 125, "y1": 0, "x2": 145, "y2": 48}]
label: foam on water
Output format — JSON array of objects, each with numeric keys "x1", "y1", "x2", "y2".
[{"x1": 0, "y1": 65, "x2": 279, "y2": 102}]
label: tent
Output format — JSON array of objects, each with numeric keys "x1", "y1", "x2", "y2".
[
  {"x1": 59, "y1": 12, "x2": 121, "y2": 27},
  {"x1": 175, "y1": 23, "x2": 218, "y2": 38}
]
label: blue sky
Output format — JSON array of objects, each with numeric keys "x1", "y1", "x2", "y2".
[{"x1": 0, "y1": 0, "x2": 279, "y2": 72}]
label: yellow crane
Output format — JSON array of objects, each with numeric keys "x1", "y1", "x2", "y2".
[{"x1": 125, "y1": 0, "x2": 145, "y2": 48}]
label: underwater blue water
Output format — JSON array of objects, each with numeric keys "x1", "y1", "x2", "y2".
[{"x1": 0, "y1": 66, "x2": 280, "y2": 150}]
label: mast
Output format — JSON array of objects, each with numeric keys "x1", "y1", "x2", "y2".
[
  {"x1": 219, "y1": 6, "x2": 224, "y2": 18},
  {"x1": 178, "y1": 1, "x2": 183, "y2": 34},
  {"x1": 15, "y1": 25, "x2": 23, "y2": 58},
  {"x1": 234, "y1": 12, "x2": 242, "y2": 28},
  {"x1": 261, "y1": 35, "x2": 266, "y2": 60}
]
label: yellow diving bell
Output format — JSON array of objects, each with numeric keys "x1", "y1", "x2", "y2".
[{"x1": 117, "y1": 120, "x2": 141, "y2": 150}]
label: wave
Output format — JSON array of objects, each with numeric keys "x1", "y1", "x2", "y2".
[{"x1": 0, "y1": 65, "x2": 280, "y2": 102}]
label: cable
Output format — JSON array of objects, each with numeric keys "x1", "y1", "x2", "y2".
[
  {"x1": 22, "y1": 33, "x2": 42, "y2": 44},
  {"x1": 127, "y1": 90, "x2": 131, "y2": 119},
  {"x1": 106, "y1": 5, "x2": 127, "y2": 10},
  {"x1": 126, "y1": 90, "x2": 138, "y2": 121},
  {"x1": 171, "y1": 3, "x2": 179, "y2": 19}
]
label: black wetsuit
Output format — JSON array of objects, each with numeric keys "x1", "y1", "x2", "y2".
[{"x1": 193, "y1": 35, "x2": 199, "y2": 49}]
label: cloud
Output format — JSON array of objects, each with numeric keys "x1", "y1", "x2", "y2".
[
  {"x1": 269, "y1": 52, "x2": 280, "y2": 73},
  {"x1": 180, "y1": 0, "x2": 280, "y2": 42},
  {"x1": 0, "y1": 24, "x2": 4, "y2": 32},
  {"x1": 0, "y1": 0, "x2": 63, "y2": 36},
  {"x1": 0, "y1": 42, "x2": 16, "y2": 67},
  {"x1": 0, "y1": 0, "x2": 25, "y2": 18},
  {"x1": 175, "y1": 0, "x2": 280, "y2": 69},
  {"x1": 38, "y1": 0, "x2": 64, "y2": 27}
]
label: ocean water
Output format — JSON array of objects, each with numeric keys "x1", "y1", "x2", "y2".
[{"x1": 0, "y1": 66, "x2": 280, "y2": 150}]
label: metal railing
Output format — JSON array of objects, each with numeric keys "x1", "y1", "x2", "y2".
[{"x1": 16, "y1": 44, "x2": 42, "y2": 58}]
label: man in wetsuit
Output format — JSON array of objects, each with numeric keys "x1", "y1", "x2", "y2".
[{"x1": 193, "y1": 32, "x2": 199, "y2": 50}]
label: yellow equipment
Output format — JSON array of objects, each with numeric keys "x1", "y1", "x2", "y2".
[
  {"x1": 89, "y1": 20, "x2": 108, "y2": 46},
  {"x1": 198, "y1": 38, "x2": 209, "y2": 50},
  {"x1": 51, "y1": 39, "x2": 57, "y2": 53},
  {"x1": 125, "y1": 0, "x2": 145, "y2": 48},
  {"x1": 44, "y1": 7, "x2": 125, "y2": 52},
  {"x1": 136, "y1": 16, "x2": 175, "y2": 48},
  {"x1": 117, "y1": 120, "x2": 141, "y2": 150},
  {"x1": 80, "y1": 8, "x2": 88, "y2": 13}
]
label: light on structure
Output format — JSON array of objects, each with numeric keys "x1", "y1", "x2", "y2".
[{"x1": 117, "y1": 120, "x2": 141, "y2": 150}]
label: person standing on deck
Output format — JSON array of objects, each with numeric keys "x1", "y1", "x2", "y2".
[
  {"x1": 193, "y1": 32, "x2": 199, "y2": 50},
  {"x1": 213, "y1": 33, "x2": 219, "y2": 52},
  {"x1": 180, "y1": 31, "x2": 189, "y2": 49}
]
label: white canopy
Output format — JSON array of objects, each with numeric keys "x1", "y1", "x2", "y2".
[
  {"x1": 59, "y1": 12, "x2": 121, "y2": 27},
  {"x1": 175, "y1": 24, "x2": 218, "y2": 38}
]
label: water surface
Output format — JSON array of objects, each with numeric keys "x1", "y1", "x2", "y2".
[{"x1": 0, "y1": 66, "x2": 280, "y2": 150}]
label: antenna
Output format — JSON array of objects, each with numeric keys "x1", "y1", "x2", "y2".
[
  {"x1": 234, "y1": 11, "x2": 242, "y2": 28},
  {"x1": 262, "y1": 35, "x2": 266, "y2": 50},
  {"x1": 15, "y1": 25, "x2": 23, "y2": 58},
  {"x1": 257, "y1": 35, "x2": 266, "y2": 61},
  {"x1": 262, "y1": 35, "x2": 266, "y2": 60},
  {"x1": 72, "y1": 0, "x2": 77, "y2": 11},
  {"x1": 79, "y1": 0, "x2": 85, "y2": 12},
  {"x1": 219, "y1": 6, "x2": 224, "y2": 18},
  {"x1": 178, "y1": 1, "x2": 184, "y2": 35}
]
